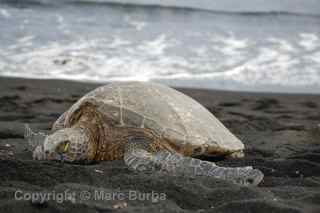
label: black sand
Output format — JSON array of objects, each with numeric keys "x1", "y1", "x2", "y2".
[{"x1": 0, "y1": 77, "x2": 320, "y2": 213}]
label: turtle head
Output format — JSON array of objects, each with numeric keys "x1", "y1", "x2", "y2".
[{"x1": 33, "y1": 127, "x2": 90, "y2": 162}]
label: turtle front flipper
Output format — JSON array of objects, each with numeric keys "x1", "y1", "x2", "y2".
[{"x1": 124, "y1": 136, "x2": 264, "y2": 186}]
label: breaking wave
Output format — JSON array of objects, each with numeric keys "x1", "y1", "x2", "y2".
[{"x1": 2, "y1": 0, "x2": 320, "y2": 17}]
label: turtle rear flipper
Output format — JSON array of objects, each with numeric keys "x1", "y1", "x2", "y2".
[{"x1": 124, "y1": 136, "x2": 263, "y2": 186}]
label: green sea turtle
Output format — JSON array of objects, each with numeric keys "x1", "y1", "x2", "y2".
[{"x1": 31, "y1": 82, "x2": 263, "y2": 186}]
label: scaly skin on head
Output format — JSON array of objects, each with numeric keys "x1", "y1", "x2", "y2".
[
  {"x1": 33, "y1": 110, "x2": 101, "y2": 162},
  {"x1": 40, "y1": 127, "x2": 90, "y2": 162}
]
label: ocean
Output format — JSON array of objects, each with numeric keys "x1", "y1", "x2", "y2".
[{"x1": 0, "y1": 0, "x2": 320, "y2": 93}]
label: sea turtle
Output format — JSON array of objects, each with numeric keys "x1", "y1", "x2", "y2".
[{"x1": 31, "y1": 82, "x2": 264, "y2": 186}]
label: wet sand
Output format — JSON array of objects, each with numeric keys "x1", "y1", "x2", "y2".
[{"x1": 0, "y1": 77, "x2": 320, "y2": 213}]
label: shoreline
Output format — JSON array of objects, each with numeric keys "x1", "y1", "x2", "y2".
[{"x1": 2, "y1": 75, "x2": 320, "y2": 96}]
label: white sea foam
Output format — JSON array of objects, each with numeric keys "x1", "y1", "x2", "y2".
[
  {"x1": 109, "y1": 37, "x2": 131, "y2": 48},
  {"x1": 1, "y1": 30, "x2": 320, "y2": 92},
  {"x1": 17, "y1": 36, "x2": 35, "y2": 44},
  {"x1": 138, "y1": 34, "x2": 176, "y2": 56},
  {"x1": 191, "y1": 46, "x2": 208, "y2": 57},
  {"x1": 267, "y1": 38, "x2": 297, "y2": 53},
  {"x1": 124, "y1": 15, "x2": 147, "y2": 31},
  {"x1": 209, "y1": 35, "x2": 249, "y2": 66},
  {"x1": 212, "y1": 34, "x2": 248, "y2": 45},
  {"x1": 299, "y1": 33, "x2": 319, "y2": 51},
  {"x1": 306, "y1": 51, "x2": 320, "y2": 64},
  {"x1": 0, "y1": 8, "x2": 11, "y2": 18}
]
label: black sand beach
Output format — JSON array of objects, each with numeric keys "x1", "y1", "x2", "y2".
[{"x1": 0, "y1": 77, "x2": 320, "y2": 213}]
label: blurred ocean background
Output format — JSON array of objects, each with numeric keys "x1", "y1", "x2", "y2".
[{"x1": 0, "y1": 0, "x2": 319, "y2": 93}]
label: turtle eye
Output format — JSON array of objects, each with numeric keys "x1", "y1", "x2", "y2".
[{"x1": 56, "y1": 141, "x2": 70, "y2": 154}]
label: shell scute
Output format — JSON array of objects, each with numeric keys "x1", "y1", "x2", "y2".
[
  {"x1": 122, "y1": 109, "x2": 144, "y2": 128},
  {"x1": 97, "y1": 103, "x2": 121, "y2": 125},
  {"x1": 144, "y1": 118, "x2": 164, "y2": 136}
]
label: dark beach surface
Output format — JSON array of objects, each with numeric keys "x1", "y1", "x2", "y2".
[{"x1": 0, "y1": 76, "x2": 319, "y2": 213}]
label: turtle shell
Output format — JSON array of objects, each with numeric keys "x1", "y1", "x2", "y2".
[{"x1": 55, "y1": 82, "x2": 244, "y2": 156}]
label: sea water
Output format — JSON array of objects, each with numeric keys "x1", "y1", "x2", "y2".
[{"x1": 0, "y1": 0, "x2": 319, "y2": 93}]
